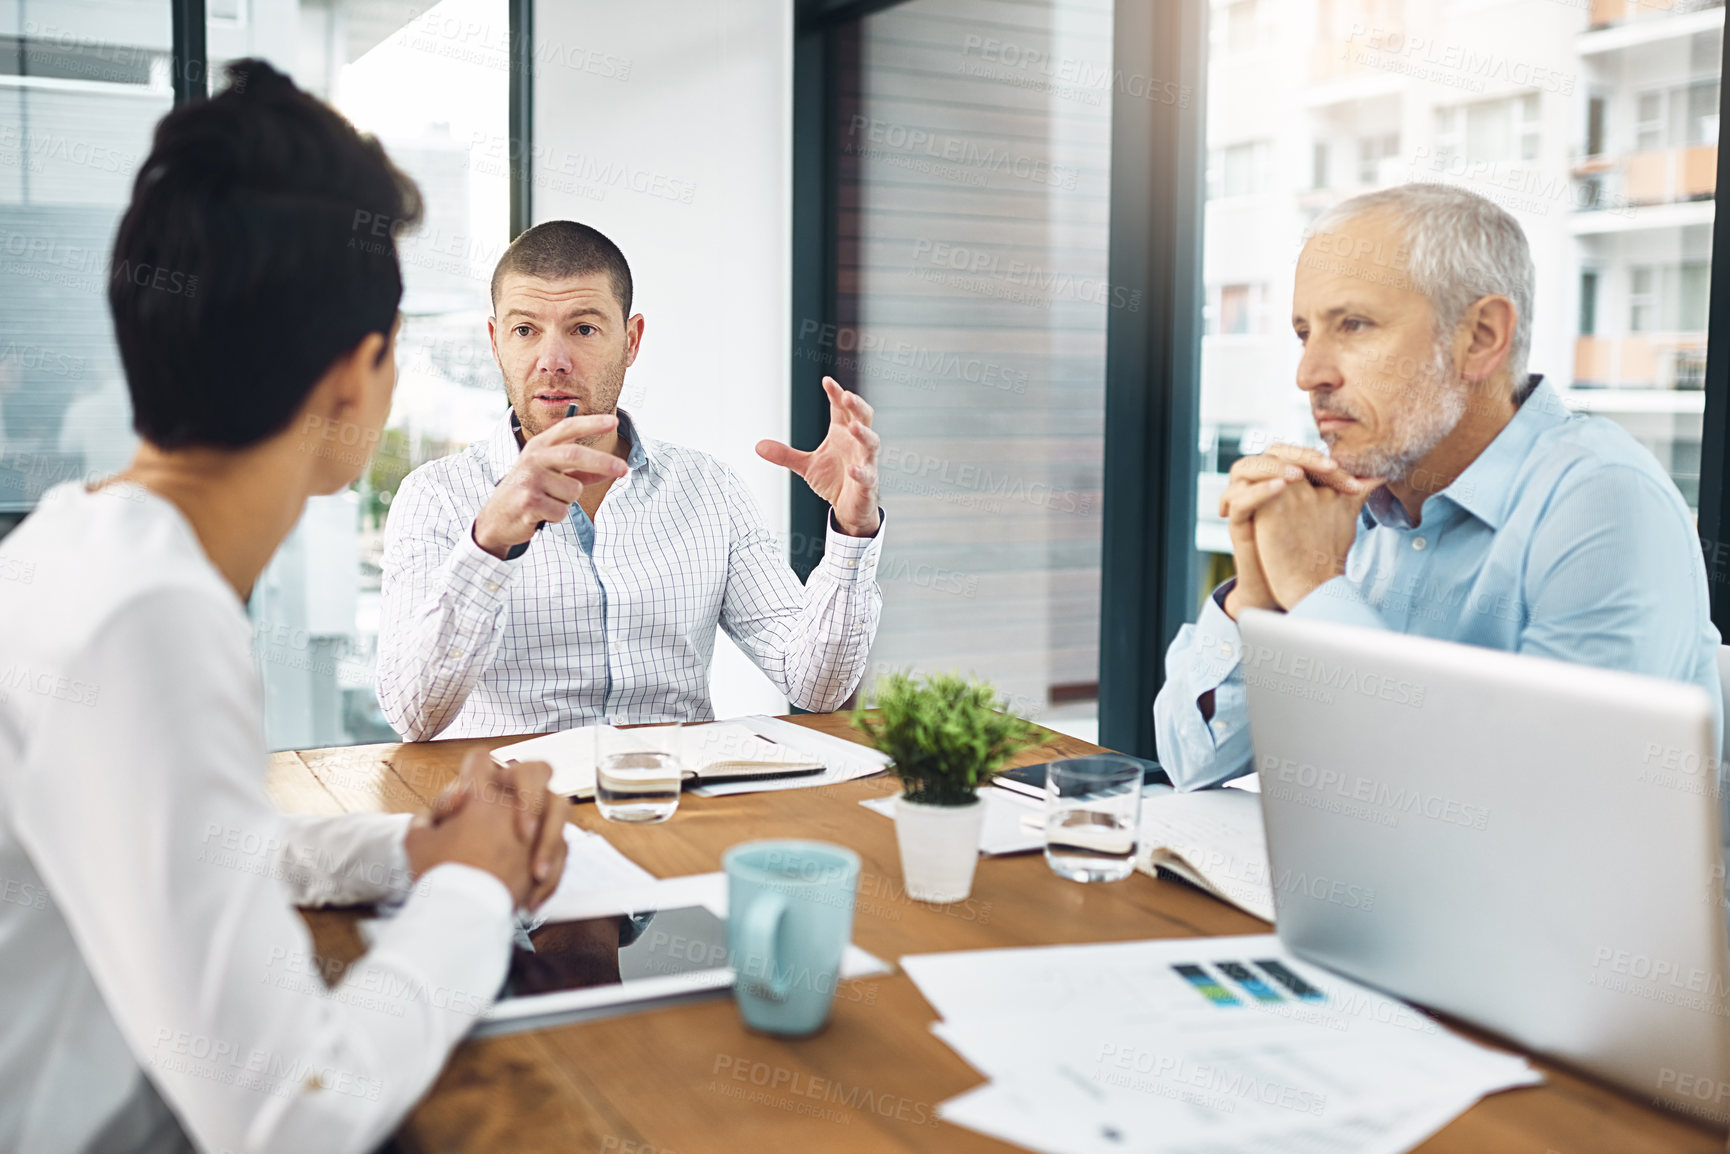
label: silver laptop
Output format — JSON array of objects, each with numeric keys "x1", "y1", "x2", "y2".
[{"x1": 1239, "y1": 608, "x2": 1730, "y2": 1127}]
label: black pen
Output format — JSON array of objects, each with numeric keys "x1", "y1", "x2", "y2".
[
  {"x1": 537, "y1": 400, "x2": 583, "y2": 534},
  {"x1": 506, "y1": 402, "x2": 580, "y2": 560}
]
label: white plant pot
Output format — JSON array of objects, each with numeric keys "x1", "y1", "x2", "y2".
[{"x1": 893, "y1": 792, "x2": 985, "y2": 903}]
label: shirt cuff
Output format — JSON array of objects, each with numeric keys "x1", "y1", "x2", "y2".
[
  {"x1": 410, "y1": 861, "x2": 515, "y2": 918},
  {"x1": 1187, "y1": 580, "x2": 1248, "y2": 692},
  {"x1": 449, "y1": 524, "x2": 521, "y2": 608},
  {"x1": 820, "y1": 508, "x2": 884, "y2": 581},
  {"x1": 1288, "y1": 575, "x2": 1386, "y2": 630},
  {"x1": 370, "y1": 862, "x2": 516, "y2": 1019}
]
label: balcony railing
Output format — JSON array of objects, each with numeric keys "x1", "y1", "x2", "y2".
[
  {"x1": 1590, "y1": 0, "x2": 1724, "y2": 29},
  {"x1": 1312, "y1": 0, "x2": 1405, "y2": 84},
  {"x1": 1574, "y1": 334, "x2": 1708, "y2": 389},
  {"x1": 1574, "y1": 145, "x2": 1717, "y2": 212}
]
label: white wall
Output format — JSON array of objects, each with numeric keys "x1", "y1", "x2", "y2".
[{"x1": 533, "y1": 0, "x2": 794, "y2": 718}]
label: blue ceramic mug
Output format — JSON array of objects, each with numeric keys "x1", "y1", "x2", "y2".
[{"x1": 722, "y1": 840, "x2": 861, "y2": 1036}]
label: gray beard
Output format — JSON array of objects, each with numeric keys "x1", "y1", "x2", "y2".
[{"x1": 1321, "y1": 347, "x2": 1466, "y2": 482}]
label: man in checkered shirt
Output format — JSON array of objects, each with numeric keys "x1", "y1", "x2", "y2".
[{"x1": 376, "y1": 221, "x2": 884, "y2": 740}]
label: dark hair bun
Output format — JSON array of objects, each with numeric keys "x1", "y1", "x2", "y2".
[{"x1": 109, "y1": 58, "x2": 423, "y2": 450}]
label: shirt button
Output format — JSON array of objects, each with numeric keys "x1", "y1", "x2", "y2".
[
  {"x1": 1412, "y1": 537, "x2": 1427, "y2": 551},
  {"x1": 446, "y1": 648, "x2": 463, "y2": 659},
  {"x1": 485, "y1": 581, "x2": 499, "y2": 593}
]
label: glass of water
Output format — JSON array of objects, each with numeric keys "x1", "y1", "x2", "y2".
[
  {"x1": 1044, "y1": 755, "x2": 1143, "y2": 882},
  {"x1": 595, "y1": 724, "x2": 684, "y2": 824}
]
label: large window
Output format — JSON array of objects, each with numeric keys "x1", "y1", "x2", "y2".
[
  {"x1": 208, "y1": 0, "x2": 510, "y2": 749},
  {"x1": 0, "y1": 1, "x2": 172, "y2": 530},
  {"x1": 832, "y1": 0, "x2": 1111, "y2": 742},
  {"x1": 1195, "y1": 0, "x2": 1724, "y2": 586}
]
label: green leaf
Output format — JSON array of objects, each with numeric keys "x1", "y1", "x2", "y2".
[{"x1": 851, "y1": 671, "x2": 1044, "y2": 807}]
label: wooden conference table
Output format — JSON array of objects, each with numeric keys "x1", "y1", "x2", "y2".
[{"x1": 266, "y1": 714, "x2": 1721, "y2": 1154}]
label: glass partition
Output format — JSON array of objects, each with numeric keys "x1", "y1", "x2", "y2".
[
  {"x1": 209, "y1": 0, "x2": 509, "y2": 748},
  {"x1": 834, "y1": 0, "x2": 1112, "y2": 741},
  {"x1": 0, "y1": 0, "x2": 172, "y2": 527}
]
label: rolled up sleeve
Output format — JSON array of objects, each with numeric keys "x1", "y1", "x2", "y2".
[{"x1": 1154, "y1": 582, "x2": 1258, "y2": 790}]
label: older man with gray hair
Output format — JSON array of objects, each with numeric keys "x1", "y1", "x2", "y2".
[{"x1": 1155, "y1": 182, "x2": 1722, "y2": 790}]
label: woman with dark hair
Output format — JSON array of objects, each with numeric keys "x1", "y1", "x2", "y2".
[{"x1": 0, "y1": 61, "x2": 595, "y2": 1154}]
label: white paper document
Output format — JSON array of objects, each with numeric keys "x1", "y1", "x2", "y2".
[
  {"x1": 858, "y1": 787, "x2": 1046, "y2": 855},
  {"x1": 530, "y1": 824, "x2": 659, "y2": 918},
  {"x1": 1137, "y1": 787, "x2": 1276, "y2": 922},
  {"x1": 902, "y1": 935, "x2": 1540, "y2": 1154},
  {"x1": 685, "y1": 714, "x2": 891, "y2": 797},
  {"x1": 493, "y1": 718, "x2": 845, "y2": 798}
]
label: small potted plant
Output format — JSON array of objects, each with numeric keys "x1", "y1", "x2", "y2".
[{"x1": 853, "y1": 672, "x2": 1043, "y2": 903}]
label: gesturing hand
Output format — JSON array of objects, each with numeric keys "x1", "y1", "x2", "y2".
[
  {"x1": 755, "y1": 376, "x2": 882, "y2": 538},
  {"x1": 473, "y1": 412, "x2": 626, "y2": 559}
]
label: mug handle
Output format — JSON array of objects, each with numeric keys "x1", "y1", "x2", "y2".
[{"x1": 737, "y1": 890, "x2": 791, "y2": 1003}]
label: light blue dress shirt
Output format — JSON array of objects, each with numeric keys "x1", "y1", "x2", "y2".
[{"x1": 1154, "y1": 379, "x2": 1724, "y2": 791}]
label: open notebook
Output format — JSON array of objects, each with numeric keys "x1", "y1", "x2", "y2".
[
  {"x1": 493, "y1": 722, "x2": 825, "y2": 800},
  {"x1": 1136, "y1": 786, "x2": 1276, "y2": 922}
]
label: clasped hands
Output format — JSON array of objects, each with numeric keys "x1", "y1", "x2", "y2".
[
  {"x1": 404, "y1": 749, "x2": 572, "y2": 910},
  {"x1": 1220, "y1": 445, "x2": 1381, "y2": 620}
]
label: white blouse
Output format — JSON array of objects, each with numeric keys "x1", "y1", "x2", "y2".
[{"x1": 0, "y1": 482, "x2": 515, "y2": 1154}]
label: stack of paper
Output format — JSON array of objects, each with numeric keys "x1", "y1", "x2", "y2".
[{"x1": 903, "y1": 935, "x2": 1540, "y2": 1154}]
